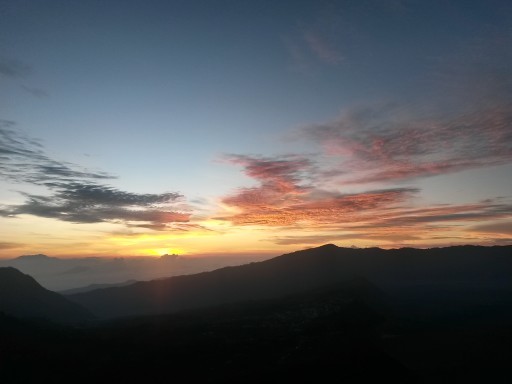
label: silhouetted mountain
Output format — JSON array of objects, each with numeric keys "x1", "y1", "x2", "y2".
[
  {"x1": 68, "y1": 244, "x2": 512, "y2": 320},
  {"x1": 0, "y1": 252, "x2": 269, "y2": 291},
  {"x1": 67, "y1": 249, "x2": 382, "y2": 318},
  {"x1": 273, "y1": 244, "x2": 512, "y2": 285},
  {"x1": 0, "y1": 267, "x2": 93, "y2": 324},
  {"x1": 13, "y1": 253, "x2": 59, "y2": 262},
  {"x1": 2, "y1": 245, "x2": 512, "y2": 382},
  {"x1": 59, "y1": 279, "x2": 138, "y2": 295},
  {"x1": 0, "y1": 284, "x2": 414, "y2": 384}
]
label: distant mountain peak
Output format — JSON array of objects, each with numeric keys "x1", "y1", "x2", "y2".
[
  {"x1": 317, "y1": 243, "x2": 339, "y2": 250},
  {"x1": 15, "y1": 254, "x2": 57, "y2": 261}
]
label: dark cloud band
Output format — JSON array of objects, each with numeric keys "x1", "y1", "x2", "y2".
[{"x1": 0, "y1": 123, "x2": 190, "y2": 230}]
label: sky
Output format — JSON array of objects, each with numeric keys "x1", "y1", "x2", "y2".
[{"x1": 0, "y1": 0, "x2": 511, "y2": 258}]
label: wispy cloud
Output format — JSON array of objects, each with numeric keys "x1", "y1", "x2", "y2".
[
  {"x1": 222, "y1": 154, "x2": 312, "y2": 198},
  {"x1": 357, "y1": 199, "x2": 512, "y2": 229},
  {"x1": 219, "y1": 154, "x2": 417, "y2": 227},
  {"x1": 0, "y1": 57, "x2": 31, "y2": 78},
  {"x1": 0, "y1": 186, "x2": 187, "y2": 226},
  {"x1": 0, "y1": 120, "x2": 111, "y2": 186},
  {"x1": 293, "y1": 16, "x2": 512, "y2": 186},
  {"x1": 0, "y1": 123, "x2": 191, "y2": 230},
  {"x1": 0, "y1": 57, "x2": 49, "y2": 98},
  {"x1": 283, "y1": 30, "x2": 343, "y2": 71},
  {"x1": 266, "y1": 198, "x2": 512, "y2": 247},
  {"x1": 470, "y1": 221, "x2": 512, "y2": 236},
  {"x1": 223, "y1": 187, "x2": 417, "y2": 227},
  {"x1": 303, "y1": 31, "x2": 343, "y2": 65},
  {"x1": 218, "y1": 153, "x2": 512, "y2": 247},
  {"x1": 303, "y1": 102, "x2": 512, "y2": 184},
  {"x1": 0, "y1": 242, "x2": 23, "y2": 250},
  {"x1": 21, "y1": 85, "x2": 49, "y2": 98},
  {"x1": 282, "y1": 4, "x2": 347, "y2": 73},
  {"x1": 282, "y1": 36, "x2": 310, "y2": 73}
]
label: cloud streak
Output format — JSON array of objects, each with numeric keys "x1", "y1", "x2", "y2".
[
  {"x1": 219, "y1": 154, "x2": 417, "y2": 227},
  {"x1": 0, "y1": 186, "x2": 188, "y2": 227},
  {"x1": 219, "y1": 154, "x2": 512, "y2": 247},
  {"x1": 303, "y1": 102, "x2": 512, "y2": 184},
  {"x1": 21, "y1": 85, "x2": 49, "y2": 98},
  {"x1": 471, "y1": 221, "x2": 512, "y2": 236},
  {"x1": 266, "y1": 197, "x2": 512, "y2": 247},
  {"x1": 0, "y1": 120, "x2": 112, "y2": 186},
  {"x1": 303, "y1": 31, "x2": 343, "y2": 65},
  {"x1": 0, "y1": 242, "x2": 23, "y2": 250},
  {"x1": 0, "y1": 57, "x2": 31, "y2": 78},
  {"x1": 0, "y1": 123, "x2": 191, "y2": 230},
  {"x1": 299, "y1": 25, "x2": 512, "y2": 186}
]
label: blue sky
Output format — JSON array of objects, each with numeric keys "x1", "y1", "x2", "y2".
[{"x1": 1, "y1": 0, "x2": 511, "y2": 257}]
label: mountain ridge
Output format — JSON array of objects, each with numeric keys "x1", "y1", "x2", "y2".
[
  {"x1": 67, "y1": 244, "x2": 512, "y2": 319},
  {"x1": 0, "y1": 267, "x2": 94, "y2": 324}
]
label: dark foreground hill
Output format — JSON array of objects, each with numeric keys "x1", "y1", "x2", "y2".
[
  {"x1": 0, "y1": 267, "x2": 93, "y2": 324},
  {"x1": 0, "y1": 283, "x2": 414, "y2": 384},
  {"x1": 67, "y1": 244, "x2": 512, "y2": 319},
  {"x1": 1, "y1": 244, "x2": 512, "y2": 382}
]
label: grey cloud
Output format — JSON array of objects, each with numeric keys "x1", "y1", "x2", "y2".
[
  {"x1": 0, "y1": 58, "x2": 49, "y2": 98},
  {"x1": 21, "y1": 85, "x2": 49, "y2": 98},
  {"x1": 303, "y1": 31, "x2": 343, "y2": 65},
  {"x1": 304, "y1": 101, "x2": 512, "y2": 184},
  {"x1": 55, "y1": 184, "x2": 181, "y2": 207},
  {"x1": 300, "y1": 26, "x2": 512, "y2": 185},
  {"x1": 0, "y1": 182, "x2": 188, "y2": 227},
  {"x1": 129, "y1": 222, "x2": 213, "y2": 232},
  {"x1": 0, "y1": 122, "x2": 112, "y2": 186},
  {"x1": 0, "y1": 123, "x2": 191, "y2": 230},
  {"x1": 1, "y1": 185, "x2": 189, "y2": 227},
  {"x1": 0, "y1": 57, "x2": 31, "y2": 78},
  {"x1": 0, "y1": 242, "x2": 23, "y2": 250},
  {"x1": 470, "y1": 221, "x2": 512, "y2": 235}
]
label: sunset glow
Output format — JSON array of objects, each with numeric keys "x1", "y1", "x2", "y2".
[{"x1": 1, "y1": 1, "x2": 511, "y2": 258}]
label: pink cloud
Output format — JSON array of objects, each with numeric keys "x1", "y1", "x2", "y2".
[
  {"x1": 219, "y1": 155, "x2": 512, "y2": 245},
  {"x1": 305, "y1": 103, "x2": 512, "y2": 184},
  {"x1": 266, "y1": 199, "x2": 512, "y2": 247},
  {"x1": 221, "y1": 154, "x2": 312, "y2": 210},
  {"x1": 220, "y1": 154, "x2": 417, "y2": 227}
]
